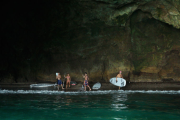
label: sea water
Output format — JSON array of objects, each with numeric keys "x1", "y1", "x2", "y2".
[{"x1": 0, "y1": 90, "x2": 180, "y2": 120}]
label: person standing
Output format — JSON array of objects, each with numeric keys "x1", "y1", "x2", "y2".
[
  {"x1": 65, "y1": 73, "x2": 71, "y2": 88},
  {"x1": 56, "y1": 73, "x2": 64, "y2": 90},
  {"x1": 116, "y1": 71, "x2": 123, "y2": 90},
  {"x1": 83, "y1": 72, "x2": 91, "y2": 91}
]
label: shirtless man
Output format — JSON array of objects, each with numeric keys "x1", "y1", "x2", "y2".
[
  {"x1": 116, "y1": 71, "x2": 123, "y2": 90},
  {"x1": 83, "y1": 72, "x2": 91, "y2": 91},
  {"x1": 56, "y1": 73, "x2": 64, "y2": 90},
  {"x1": 65, "y1": 73, "x2": 71, "y2": 88}
]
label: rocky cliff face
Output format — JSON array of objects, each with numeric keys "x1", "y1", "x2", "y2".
[{"x1": 1, "y1": 0, "x2": 180, "y2": 83}]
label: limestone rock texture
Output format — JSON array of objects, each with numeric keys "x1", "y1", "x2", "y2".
[{"x1": 1, "y1": 0, "x2": 180, "y2": 83}]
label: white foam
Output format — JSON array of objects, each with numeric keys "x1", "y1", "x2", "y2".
[{"x1": 0, "y1": 90, "x2": 180, "y2": 95}]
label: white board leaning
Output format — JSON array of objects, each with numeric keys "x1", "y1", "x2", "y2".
[{"x1": 92, "y1": 82, "x2": 101, "y2": 90}]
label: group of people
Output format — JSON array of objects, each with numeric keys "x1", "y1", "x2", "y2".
[
  {"x1": 56, "y1": 73, "x2": 71, "y2": 90},
  {"x1": 56, "y1": 71, "x2": 123, "y2": 91},
  {"x1": 56, "y1": 72, "x2": 91, "y2": 91}
]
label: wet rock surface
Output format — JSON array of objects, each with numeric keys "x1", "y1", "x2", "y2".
[{"x1": 1, "y1": 82, "x2": 180, "y2": 91}]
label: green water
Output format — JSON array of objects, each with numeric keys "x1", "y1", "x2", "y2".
[{"x1": 0, "y1": 90, "x2": 180, "y2": 120}]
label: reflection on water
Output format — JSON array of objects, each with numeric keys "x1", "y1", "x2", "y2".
[
  {"x1": 111, "y1": 94, "x2": 128, "y2": 111},
  {"x1": 65, "y1": 96, "x2": 72, "y2": 106},
  {"x1": 1, "y1": 91, "x2": 180, "y2": 120}
]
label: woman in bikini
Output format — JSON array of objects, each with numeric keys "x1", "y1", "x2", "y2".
[{"x1": 65, "y1": 73, "x2": 71, "y2": 88}]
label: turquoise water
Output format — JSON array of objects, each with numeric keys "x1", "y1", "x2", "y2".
[{"x1": 0, "y1": 90, "x2": 180, "y2": 120}]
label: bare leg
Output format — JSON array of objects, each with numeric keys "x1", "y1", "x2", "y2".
[
  {"x1": 88, "y1": 85, "x2": 91, "y2": 91},
  {"x1": 119, "y1": 86, "x2": 120, "y2": 90},
  {"x1": 58, "y1": 85, "x2": 59, "y2": 90},
  {"x1": 66, "y1": 82, "x2": 70, "y2": 88},
  {"x1": 84, "y1": 86, "x2": 86, "y2": 91},
  {"x1": 61, "y1": 84, "x2": 64, "y2": 89},
  {"x1": 69, "y1": 82, "x2": 70, "y2": 88}
]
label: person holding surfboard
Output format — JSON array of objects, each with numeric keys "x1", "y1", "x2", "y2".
[
  {"x1": 83, "y1": 72, "x2": 91, "y2": 91},
  {"x1": 116, "y1": 71, "x2": 123, "y2": 90},
  {"x1": 56, "y1": 73, "x2": 64, "y2": 90},
  {"x1": 64, "y1": 73, "x2": 71, "y2": 89}
]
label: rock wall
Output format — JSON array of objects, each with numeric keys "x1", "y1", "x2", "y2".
[{"x1": 1, "y1": 0, "x2": 180, "y2": 83}]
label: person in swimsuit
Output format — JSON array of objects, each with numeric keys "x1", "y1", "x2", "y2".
[
  {"x1": 65, "y1": 73, "x2": 71, "y2": 88},
  {"x1": 116, "y1": 71, "x2": 123, "y2": 90},
  {"x1": 56, "y1": 73, "x2": 64, "y2": 90},
  {"x1": 83, "y1": 72, "x2": 91, "y2": 91}
]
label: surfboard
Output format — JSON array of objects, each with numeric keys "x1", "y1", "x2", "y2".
[
  {"x1": 109, "y1": 77, "x2": 126, "y2": 87},
  {"x1": 92, "y1": 82, "x2": 101, "y2": 90},
  {"x1": 30, "y1": 83, "x2": 57, "y2": 88}
]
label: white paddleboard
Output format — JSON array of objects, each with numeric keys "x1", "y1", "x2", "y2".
[
  {"x1": 30, "y1": 83, "x2": 57, "y2": 88},
  {"x1": 92, "y1": 82, "x2": 101, "y2": 90},
  {"x1": 109, "y1": 77, "x2": 126, "y2": 87}
]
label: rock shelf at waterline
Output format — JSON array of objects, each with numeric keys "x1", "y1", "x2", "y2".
[{"x1": 0, "y1": 82, "x2": 180, "y2": 91}]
